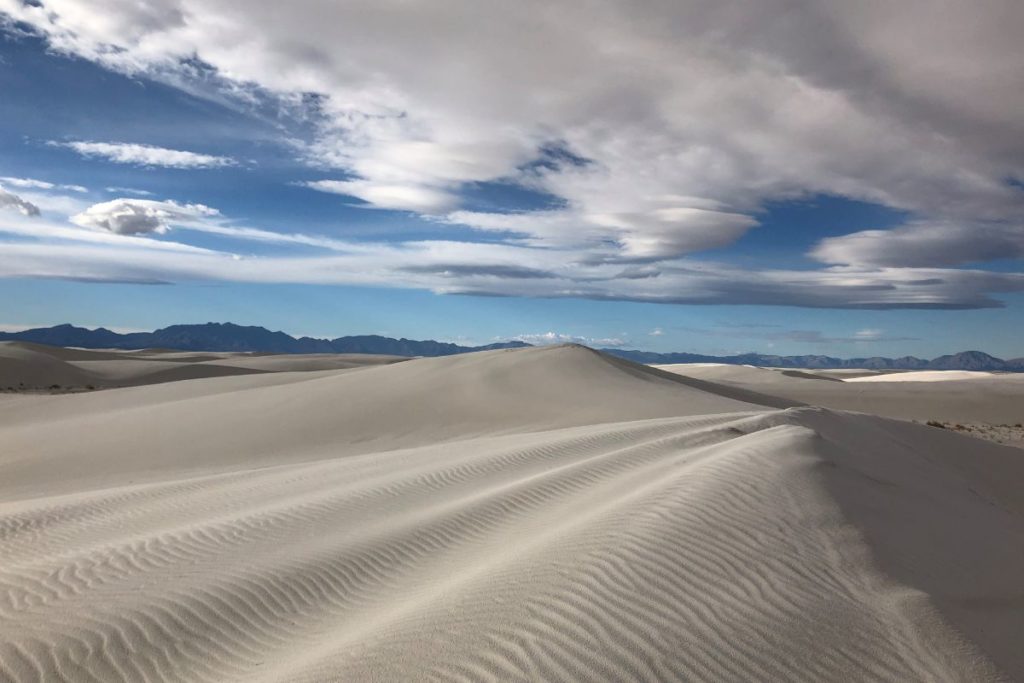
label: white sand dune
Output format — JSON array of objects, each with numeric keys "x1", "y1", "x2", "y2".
[
  {"x1": 656, "y1": 362, "x2": 1024, "y2": 423},
  {"x1": 843, "y1": 370, "x2": 998, "y2": 382},
  {"x1": 1, "y1": 345, "x2": 1023, "y2": 681},
  {"x1": 0, "y1": 342, "x2": 406, "y2": 391}
]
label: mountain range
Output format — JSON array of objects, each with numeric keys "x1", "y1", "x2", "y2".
[{"x1": 1, "y1": 323, "x2": 1021, "y2": 371}]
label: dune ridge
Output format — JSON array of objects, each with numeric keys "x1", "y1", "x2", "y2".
[{"x1": 1, "y1": 345, "x2": 1022, "y2": 681}]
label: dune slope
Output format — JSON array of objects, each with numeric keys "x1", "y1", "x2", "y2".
[
  {"x1": 1, "y1": 346, "x2": 1021, "y2": 682},
  {"x1": 0, "y1": 345, "x2": 786, "y2": 496},
  {"x1": 0, "y1": 342, "x2": 408, "y2": 391}
]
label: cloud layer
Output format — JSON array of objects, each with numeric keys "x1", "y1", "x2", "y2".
[{"x1": 1, "y1": 1, "x2": 1022, "y2": 308}]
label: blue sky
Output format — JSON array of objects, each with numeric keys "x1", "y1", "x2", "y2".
[{"x1": 0, "y1": 3, "x2": 1022, "y2": 357}]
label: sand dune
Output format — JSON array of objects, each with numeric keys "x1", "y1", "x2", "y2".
[
  {"x1": 1, "y1": 345, "x2": 1022, "y2": 681},
  {"x1": 0, "y1": 342, "x2": 406, "y2": 391},
  {"x1": 843, "y1": 370, "x2": 999, "y2": 382},
  {"x1": 656, "y1": 362, "x2": 1024, "y2": 423},
  {"x1": 0, "y1": 346, "x2": 787, "y2": 497}
]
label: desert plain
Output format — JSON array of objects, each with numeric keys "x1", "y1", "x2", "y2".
[{"x1": 1, "y1": 340, "x2": 1023, "y2": 682}]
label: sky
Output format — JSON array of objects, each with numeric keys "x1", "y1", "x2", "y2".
[{"x1": 0, "y1": 1, "x2": 1021, "y2": 358}]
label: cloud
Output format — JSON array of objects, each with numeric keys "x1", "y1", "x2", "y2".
[
  {"x1": 2, "y1": 227, "x2": 1021, "y2": 310},
  {"x1": 0, "y1": 186, "x2": 40, "y2": 217},
  {"x1": 445, "y1": 207, "x2": 758, "y2": 259},
  {"x1": 9, "y1": 0, "x2": 1023, "y2": 267},
  {"x1": 0, "y1": 176, "x2": 87, "y2": 193},
  {"x1": 63, "y1": 197, "x2": 363, "y2": 250},
  {"x1": 648, "y1": 328, "x2": 664, "y2": 336},
  {"x1": 3, "y1": 1, "x2": 1024, "y2": 312},
  {"x1": 681, "y1": 324, "x2": 920, "y2": 345},
  {"x1": 52, "y1": 141, "x2": 236, "y2": 169},
  {"x1": 510, "y1": 332, "x2": 628, "y2": 347},
  {"x1": 811, "y1": 220, "x2": 1024, "y2": 267},
  {"x1": 762, "y1": 329, "x2": 921, "y2": 345},
  {"x1": 71, "y1": 199, "x2": 219, "y2": 235},
  {"x1": 106, "y1": 186, "x2": 155, "y2": 196},
  {"x1": 301, "y1": 179, "x2": 458, "y2": 214}
]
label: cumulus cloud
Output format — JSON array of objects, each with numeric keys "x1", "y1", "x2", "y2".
[
  {"x1": 649, "y1": 328, "x2": 664, "y2": 336},
  {"x1": 62, "y1": 196, "x2": 366, "y2": 251},
  {"x1": 510, "y1": 332, "x2": 628, "y2": 347},
  {"x1": 0, "y1": 186, "x2": 40, "y2": 217},
  {"x1": 0, "y1": 176, "x2": 87, "y2": 193},
  {"x1": 52, "y1": 141, "x2": 235, "y2": 169},
  {"x1": 71, "y1": 199, "x2": 219, "y2": 235}
]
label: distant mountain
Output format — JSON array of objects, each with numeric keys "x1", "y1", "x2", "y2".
[
  {"x1": 0, "y1": 323, "x2": 529, "y2": 357},
  {"x1": 1, "y1": 324, "x2": 1020, "y2": 370},
  {"x1": 601, "y1": 348, "x2": 1024, "y2": 372}
]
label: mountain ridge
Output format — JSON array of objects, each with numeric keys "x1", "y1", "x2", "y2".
[
  {"x1": 1, "y1": 323, "x2": 1020, "y2": 370},
  {"x1": 0, "y1": 323, "x2": 529, "y2": 357}
]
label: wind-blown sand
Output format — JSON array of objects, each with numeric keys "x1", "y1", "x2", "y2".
[{"x1": 1, "y1": 345, "x2": 1023, "y2": 681}]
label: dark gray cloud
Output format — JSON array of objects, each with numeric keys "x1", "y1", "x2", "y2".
[{"x1": 0, "y1": 186, "x2": 40, "y2": 217}]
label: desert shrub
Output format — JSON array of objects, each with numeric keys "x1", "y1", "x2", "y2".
[{"x1": 926, "y1": 420, "x2": 945, "y2": 429}]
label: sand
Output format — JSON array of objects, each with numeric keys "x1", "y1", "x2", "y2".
[
  {"x1": 0, "y1": 341, "x2": 408, "y2": 392},
  {"x1": 842, "y1": 370, "x2": 1000, "y2": 382},
  {"x1": 1, "y1": 345, "x2": 1023, "y2": 681},
  {"x1": 655, "y1": 362, "x2": 1024, "y2": 424}
]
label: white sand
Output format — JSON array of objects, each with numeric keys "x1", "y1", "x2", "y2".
[
  {"x1": 0, "y1": 341, "x2": 407, "y2": 391},
  {"x1": 656, "y1": 362, "x2": 1024, "y2": 423},
  {"x1": 1, "y1": 345, "x2": 1022, "y2": 681},
  {"x1": 843, "y1": 370, "x2": 998, "y2": 382}
]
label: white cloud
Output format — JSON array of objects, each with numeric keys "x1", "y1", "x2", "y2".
[
  {"x1": 66, "y1": 197, "x2": 362, "y2": 250},
  {"x1": 510, "y1": 332, "x2": 628, "y2": 347},
  {"x1": 0, "y1": 186, "x2": 40, "y2": 217},
  {"x1": 52, "y1": 141, "x2": 236, "y2": 169},
  {"x1": 106, "y1": 186, "x2": 155, "y2": 196},
  {"x1": 811, "y1": 220, "x2": 1024, "y2": 267},
  {"x1": 649, "y1": 328, "x2": 664, "y2": 336},
  {"x1": 2, "y1": 221, "x2": 1021, "y2": 309},
  {"x1": 3, "y1": 1, "x2": 1024, "y2": 311},
  {"x1": 302, "y1": 179, "x2": 458, "y2": 214},
  {"x1": 0, "y1": 176, "x2": 87, "y2": 193},
  {"x1": 71, "y1": 199, "x2": 219, "y2": 235},
  {"x1": 9, "y1": 0, "x2": 1023, "y2": 267}
]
